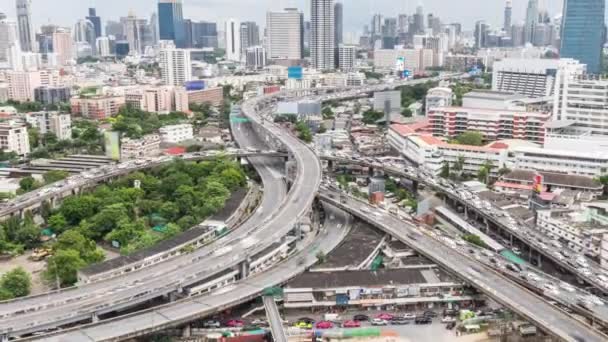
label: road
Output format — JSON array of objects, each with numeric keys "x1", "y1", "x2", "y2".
[
  {"x1": 263, "y1": 296, "x2": 287, "y2": 342},
  {"x1": 320, "y1": 190, "x2": 607, "y2": 342},
  {"x1": 22, "y1": 205, "x2": 351, "y2": 341}
]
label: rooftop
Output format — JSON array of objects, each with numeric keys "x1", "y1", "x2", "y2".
[{"x1": 502, "y1": 170, "x2": 603, "y2": 191}]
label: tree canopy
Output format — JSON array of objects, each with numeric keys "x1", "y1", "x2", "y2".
[
  {"x1": 453, "y1": 131, "x2": 484, "y2": 146},
  {"x1": 0, "y1": 267, "x2": 31, "y2": 299}
]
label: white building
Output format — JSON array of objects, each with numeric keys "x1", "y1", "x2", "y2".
[
  {"x1": 96, "y1": 37, "x2": 111, "y2": 57},
  {"x1": 266, "y1": 8, "x2": 303, "y2": 61},
  {"x1": 338, "y1": 44, "x2": 356, "y2": 71},
  {"x1": 310, "y1": 0, "x2": 335, "y2": 70},
  {"x1": 373, "y1": 48, "x2": 434, "y2": 72},
  {"x1": 373, "y1": 91, "x2": 401, "y2": 114},
  {"x1": 125, "y1": 86, "x2": 175, "y2": 113},
  {"x1": 492, "y1": 58, "x2": 585, "y2": 98},
  {"x1": 553, "y1": 77, "x2": 608, "y2": 136},
  {"x1": 0, "y1": 120, "x2": 30, "y2": 156},
  {"x1": 511, "y1": 146, "x2": 608, "y2": 178},
  {"x1": 120, "y1": 134, "x2": 161, "y2": 160},
  {"x1": 225, "y1": 18, "x2": 241, "y2": 62},
  {"x1": 425, "y1": 87, "x2": 453, "y2": 115},
  {"x1": 25, "y1": 111, "x2": 72, "y2": 141},
  {"x1": 159, "y1": 48, "x2": 192, "y2": 86},
  {"x1": 159, "y1": 124, "x2": 194, "y2": 144},
  {"x1": 245, "y1": 46, "x2": 266, "y2": 70},
  {"x1": 0, "y1": 18, "x2": 22, "y2": 69},
  {"x1": 5, "y1": 70, "x2": 41, "y2": 102},
  {"x1": 16, "y1": 0, "x2": 35, "y2": 52}
]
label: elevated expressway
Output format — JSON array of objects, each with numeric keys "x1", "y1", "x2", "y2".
[{"x1": 320, "y1": 191, "x2": 607, "y2": 342}]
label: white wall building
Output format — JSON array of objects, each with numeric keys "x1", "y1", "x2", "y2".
[
  {"x1": 310, "y1": 0, "x2": 335, "y2": 70},
  {"x1": 338, "y1": 44, "x2": 356, "y2": 71},
  {"x1": 245, "y1": 46, "x2": 266, "y2": 70},
  {"x1": 553, "y1": 77, "x2": 608, "y2": 136},
  {"x1": 159, "y1": 48, "x2": 192, "y2": 86},
  {"x1": 120, "y1": 134, "x2": 161, "y2": 160},
  {"x1": 0, "y1": 120, "x2": 30, "y2": 156},
  {"x1": 512, "y1": 146, "x2": 608, "y2": 177},
  {"x1": 425, "y1": 87, "x2": 453, "y2": 115},
  {"x1": 96, "y1": 37, "x2": 111, "y2": 57},
  {"x1": 0, "y1": 18, "x2": 22, "y2": 69},
  {"x1": 373, "y1": 48, "x2": 434, "y2": 72},
  {"x1": 492, "y1": 58, "x2": 585, "y2": 98},
  {"x1": 25, "y1": 111, "x2": 72, "y2": 141},
  {"x1": 159, "y1": 124, "x2": 194, "y2": 144},
  {"x1": 266, "y1": 8, "x2": 303, "y2": 61},
  {"x1": 225, "y1": 18, "x2": 241, "y2": 62},
  {"x1": 5, "y1": 70, "x2": 41, "y2": 102}
]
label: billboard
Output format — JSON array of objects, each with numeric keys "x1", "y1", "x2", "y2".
[
  {"x1": 533, "y1": 174, "x2": 544, "y2": 193},
  {"x1": 185, "y1": 80, "x2": 205, "y2": 91},
  {"x1": 288, "y1": 66, "x2": 303, "y2": 79},
  {"x1": 104, "y1": 131, "x2": 120, "y2": 161}
]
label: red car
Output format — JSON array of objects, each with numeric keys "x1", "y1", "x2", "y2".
[
  {"x1": 226, "y1": 319, "x2": 244, "y2": 327},
  {"x1": 315, "y1": 321, "x2": 334, "y2": 329},
  {"x1": 342, "y1": 320, "x2": 361, "y2": 328},
  {"x1": 376, "y1": 313, "x2": 394, "y2": 321}
]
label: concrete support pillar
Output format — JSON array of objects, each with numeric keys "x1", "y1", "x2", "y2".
[
  {"x1": 240, "y1": 260, "x2": 250, "y2": 279},
  {"x1": 484, "y1": 218, "x2": 490, "y2": 233},
  {"x1": 19, "y1": 209, "x2": 24, "y2": 220},
  {"x1": 0, "y1": 334, "x2": 8, "y2": 342},
  {"x1": 412, "y1": 180, "x2": 419, "y2": 194},
  {"x1": 537, "y1": 254, "x2": 542, "y2": 268},
  {"x1": 510, "y1": 234, "x2": 514, "y2": 247},
  {"x1": 169, "y1": 292, "x2": 178, "y2": 302},
  {"x1": 464, "y1": 206, "x2": 469, "y2": 220},
  {"x1": 92, "y1": 312, "x2": 99, "y2": 323},
  {"x1": 182, "y1": 324, "x2": 192, "y2": 338},
  {"x1": 50, "y1": 196, "x2": 57, "y2": 209}
]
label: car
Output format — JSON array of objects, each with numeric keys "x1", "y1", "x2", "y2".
[
  {"x1": 441, "y1": 316, "x2": 456, "y2": 323},
  {"x1": 342, "y1": 320, "x2": 361, "y2": 328},
  {"x1": 293, "y1": 321, "x2": 313, "y2": 329},
  {"x1": 423, "y1": 311, "x2": 438, "y2": 318},
  {"x1": 371, "y1": 318, "x2": 388, "y2": 326},
  {"x1": 446, "y1": 322, "x2": 456, "y2": 330},
  {"x1": 352, "y1": 314, "x2": 369, "y2": 322},
  {"x1": 376, "y1": 313, "x2": 394, "y2": 320},
  {"x1": 226, "y1": 319, "x2": 244, "y2": 328},
  {"x1": 390, "y1": 317, "x2": 410, "y2": 325},
  {"x1": 315, "y1": 321, "x2": 333, "y2": 329},
  {"x1": 402, "y1": 313, "x2": 416, "y2": 320},
  {"x1": 250, "y1": 319, "x2": 268, "y2": 327},
  {"x1": 415, "y1": 317, "x2": 432, "y2": 325},
  {"x1": 203, "y1": 320, "x2": 221, "y2": 328}
]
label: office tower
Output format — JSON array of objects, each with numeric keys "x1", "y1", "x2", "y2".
[
  {"x1": 96, "y1": 37, "x2": 110, "y2": 56},
  {"x1": 524, "y1": 0, "x2": 538, "y2": 43},
  {"x1": 560, "y1": 0, "x2": 605, "y2": 74},
  {"x1": 191, "y1": 21, "x2": 218, "y2": 48},
  {"x1": 158, "y1": 0, "x2": 186, "y2": 48},
  {"x1": 503, "y1": 0, "x2": 512, "y2": 34},
  {"x1": 240, "y1": 21, "x2": 260, "y2": 52},
  {"x1": 86, "y1": 8, "x2": 102, "y2": 38},
  {"x1": 150, "y1": 12, "x2": 159, "y2": 45},
  {"x1": 74, "y1": 19, "x2": 97, "y2": 54},
  {"x1": 225, "y1": 18, "x2": 241, "y2": 62},
  {"x1": 383, "y1": 18, "x2": 397, "y2": 37},
  {"x1": 311, "y1": 0, "x2": 335, "y2": 70},
  {"x1": 474, "y1": 21, "x2": 488, "y2": 49},
  {"x1": 106, "y1": 21, "x2": 124, "y2": 40},
  {"x1": 338, "y1": 44, "x2": 355, "y2": 71},
  {"x1": 413, "y1": 6, "x2": 425, "y2": 34},
  {"x1": 304, "y1": 21, "x2": 311, "y2": 48},
  {"x1": 266, "y1": 8, "x2": 304, "y2": 60},
  {"x1": 511, "y1": 24, "x2": 525, "y2": 46},
  {"x1": 371, "y1": 14, "x2": 383, "y2": 37},
  {"x1": 246, "y1": 46, "x2": 266, "y2": 70},
  {"x1": 159, "y1": 48, "x2": 192, "y2": 85},
  {"x1": 52, "y1": 28, "x2": 73, "y2": 65},
  {"x1": 124, "y1": 11, "x2": 144, "y2": 55},
  {"x1": 533, "y1": 23, "x2": 551, "y2": 46},
  {"x1": 16, "y1": 0, "x2": 35, "y2": 52},
  {"x1": 0, "y1": 18, "x2": 21, "y2": 66},
  {"x1": 334, "y1": 2, "x2": 343, "y2": 47},
  {"x1": 398, "y1": 14, "x2": 408, "y2": 34}
]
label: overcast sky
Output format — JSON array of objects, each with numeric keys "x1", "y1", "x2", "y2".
[{"x1": 0, "y1": 0, "x2": 563, "y2": 33}]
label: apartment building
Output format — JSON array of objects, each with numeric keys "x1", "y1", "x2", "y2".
[
  {"x1": 5, "y1": 70, "x2": 41, "y2": 102},
  {"x1": 70, "y1": 95, "x2": 126, "y2": 120},
  {"x1": 120, "y1": 134, "x2": 161, "y2": 160},
  {"x1": 428, "y1": 107, "x2": 550, "y2": 144},
  {"x1": 159, "y1": 123, "x2": 193, "y2": 144},
  {"x1": 125, "y1": 86, "x2": 175, "y2": 113},
  {"x1": 553, "y1": 77, "x2": 608, "y2": 136},
  {"x1": 25, "y1": 111, "x2": 72, "y2": 140},
  {"x1": 0, "y1": 120, "x2": 30, "y2": 156}
]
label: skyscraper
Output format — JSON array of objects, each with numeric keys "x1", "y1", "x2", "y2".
[
  {"x1": 158, "y1": 0, "x2": 186, "y2": 48},
  {"x1": 150, "y1": 12, "x2": 159, "y2": 45},
  {"x1": 503, "y1": 0, "x2": 512, "y2": 34},
  {"x1": 16, "y1": 0, "x2": 35, "y2": 52},
  {"x1": 311, "y1": 0, "x2": 335, "y2": 70},
  {"x1": 474, "y1": 20, "x2": 489, "y2": 49},
  {"x1": 86, "y1": 8, "x2": 102, "y2": 39},
  {"x1": 413, "y1": 6, "x2": 425, "y2": 34},
  {"x1": 159, "y1": 48, "x2": 192, "y2": 85},
  {"x1": 266, "y1": 8, "x2": 304, "y2": 61},
  {"x1": 524, "y1": 0, "x2": 538, "y2": 43},
  {"x1": 52, "y1": 28, "x2": 73, "y2": 65},
  {"x1": 225, "y1": 18, "x2": 241, "y2": 62},
  {"x1": 561, "y1": 0, "x2": 605, "y2": 74},
  {"x1": 125, "y1": 10, "x2": 143, "y2": 55},
  {"x1": 0, "y1": 17, "x2": 22, "y2": 69},
  {"x1": 191, "y1": 21, "x2": 218, "y2": 48},
  {"x1": 74, "y1": 19, "x2": 97, "y2": 54},
  {"x1": 334, "y1": 2, "x2": 343, "y2": 47},
  {"x1": 239, "y1": 21, "x2": 260, "y2": 53}
]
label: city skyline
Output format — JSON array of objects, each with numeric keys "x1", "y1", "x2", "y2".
[{"x1": 0, "y1": 0, "x2": 565, "y2": 34}]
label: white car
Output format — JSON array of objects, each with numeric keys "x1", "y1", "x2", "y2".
[
  {"x1": 441, "y1": 316, "x2": 456, "y2": 323},
  {"x1": 371, "y1": 319, "x2": 388, "y2": 326}
]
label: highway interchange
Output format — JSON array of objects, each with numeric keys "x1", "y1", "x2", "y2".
[{"x1": 0, "y1": 73, "x2": 606, "y2": 341}]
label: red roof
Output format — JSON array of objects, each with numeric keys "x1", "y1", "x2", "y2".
[
  {"x1": 165, "y1": 147, "x2": 186, "y2": 155},
  {"x1": 494, "y1": 181, "x2": 534, "y2": 191},
  {"x1": 487, "y1": 142, "x2": 509, "y2": 149},
  {"x1": 390, "y1": 120, "x2": 431, "y2": 136},
  {"x1": 539, "y1": 192, "x2": 558, "y2": 201}
]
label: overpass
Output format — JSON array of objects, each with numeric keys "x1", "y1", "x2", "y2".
[
  {"x1": 321, "y1": 154, "x2": 608, "y2": 295},
  {"x1": 320, "y1": 191, "x2": 607, "y2": 342},
  {"x1": 263, "y1": 296, "x2": 287, "y2": 342}
]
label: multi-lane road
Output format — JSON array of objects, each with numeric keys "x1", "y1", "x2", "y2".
[{"x1": 320, "y1": 190, "x2": 607, "y2": 342}]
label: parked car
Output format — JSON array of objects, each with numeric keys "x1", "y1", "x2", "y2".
[
  {"x1": 415, "y1": 317, "x2": 432, "y2": 325},
  {"x1": 441, "y1": 316, "x2": 456, "y2": 323},
  {"x1": 376, "y1": 313, "x2": 394, "y2": 320},
  {"x1": 423, "y1": 311, "x2": 438, "y2": 318},
  {"x1": 294, "y1": 321, "x2": 313, "y2": 329},
  {"x1": 203, "y1": 320, "x2": 221, "y2": 328},
  {"x1": 446, "y1": 322, "x2": 456, "y2": 330},
  {"x1": 342, "y1": 320, "x2": 361, "y2": 328},
  {"x1": 353, "y1": 314, "x2": 369, "y2": 322},
  {"x1": 390, "y1": 317, "x2": 410, "y2": 325},
  {"x1": 250, "y1": 319, "x2": 268, "y2": 327},
  {"x1": 297, "y1": 317, "x2": 315, "y2": 324},
  {"x1": 371, "y1": 318, "x2": 388, "y2": 326},
  {"x1": 402, "y1": 313, "x2": 416, "y2": 320},
  {"x1": 226, "y1": 319, "x2": 244, "y2": 328},
  {"x1": 315, "y1": 321, "x2": 334, "y2": 329}
]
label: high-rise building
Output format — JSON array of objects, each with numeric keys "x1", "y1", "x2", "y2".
[
  {"x1": 52, "y1": 28, "x2": 73, "y2": 65},
  {"x1": 225, "y1": 18, "x2": 241, "y2": 62},
  {"x1": 96, "y1": 36, "x2": 111, "y2": 56},
  {"x1": 245, "y1": 46, "x2": 266, "y2": 70},
  {"x1": 413, "y1": 6, "x2": 425, "y2": 34},
  {"x1": 16, "y1": 0, "x2": 35, "y2": 52},
  {"x1": 554, "y1": 78, "x2": 608, "y2": 136},
  {"x1": 150, "y1": 12, "x2": 159, "y2": 45},
  {"x1": 338, "y1": 44, "x2": 355, "y2": 71},
  {"x1": 503, "y1": 0, "x2": 512, "y2": 34},
  {"x1": 106, "y1": 21, "x2": 124, "y2": 40},
  {"x1": 0, "y1": 18, "x2": 21, "y2": 67},
  {"x1": 239, "y1": 21, "x2": 260, "y2": 53},
  {"x1": 474, "y1": 21, "x2": 489, "y2": 49},
  {"x1": 158, "y1": 0, "x2": 186, "y2": 48},
  {"x1": 6, "y1": 70, "x2": 41, "y2": 102},
  {"x1": 266, "y1": 8, "x2": 304, "y2": 61},
  {"x1": 86, "y1": 8, "x2": 102, "y2": 38},
  {"x1": 74, "y1": 19, "x2": 97, "y2": 54},
  {"x1": 191, "y1": 21, "x2": 218, "y2": 48},
  {"x1": 524, "y1": 0, "x2": 538, "y2": 44},
  {"x1": 398, "y1": 14, "x2": 409, "y2": 34},
  {"x1": 124, "y1": 11, "x2": 144, "y2": 55},
  {"x1": 371, "y1": 14, "x2": 383, "y2": 38},
  {"x1": 159, "y1": 48, "x2": 192, "y2": 86},
  {"x1": 511, "y1": 23, "x2": 524, "y2": 46},
  {"x1": 311, "y1": 0, "x2": 335, "y2": 70},
  {"x1": 560, "y1": 0, "x2": 605, "y2": 74},
  {"x1": 334, "y1": 2, "x2": 343, "y2": 47}
]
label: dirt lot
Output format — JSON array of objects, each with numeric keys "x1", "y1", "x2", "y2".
[{"x1": 0, "y1": 251, "x2": 49, "y2": 294}]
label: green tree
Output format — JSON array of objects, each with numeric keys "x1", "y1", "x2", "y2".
[
  {"x1": 104, "y1": 219, "x2": 146, "y2": 247},
  {"x1": 44, "y1": 249, "x2": 86, "y2": 287},
  {"x1": 322, "y1": 107, "x2": 334, "y2": 119},
  {"x1": 454, "y1": 131, "x2": 484, "y2": 146},
  {"x1": 48, "y1": 214, "x2": 68, "y2": 233},
  {"x1": 15, "y1": 216, "x2": 40, "y2": 248},
  {"x1": 0, "y1": 267, "x2": 31, "y2": 298},
  {"x1": 176, "y1": 216, "x2": 197, "y2": 230},
  {"x1": 52, "y1": 230, "x2": 104, "y2": 264},
  {"x1": 28, "y1": 128, "x2": 40, "y2": 149},
  {"x1": 43, "y1": 170, "x2": 69, "y2": 184},
  {"x1": 463, "y1": 234, "x2": 488, "y2": 248},
  {"x1": 19, "y1": 177, "x2": 38, "y2": 192},
  {"x1": 401, "y1": 108, "x2": 413, "y2": 117},
  {"x1": 219, "y1": 168, "x2": 246, "y2": 190},
  {"x1": 60, "y1": 196, "x2": 101, "y2": 225},
  {"x1": 362, "y1": 109, "x2": 385, "y2": 125},
  {"x1": 295, "y1": 121, "x2": 313, "y2": 143},
  {"x1": 440, "y1": 161, "x2": 451, "y2": 179},
  {"x1": 159, "y1": 172, "x2": 194, "y2": 197}
]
